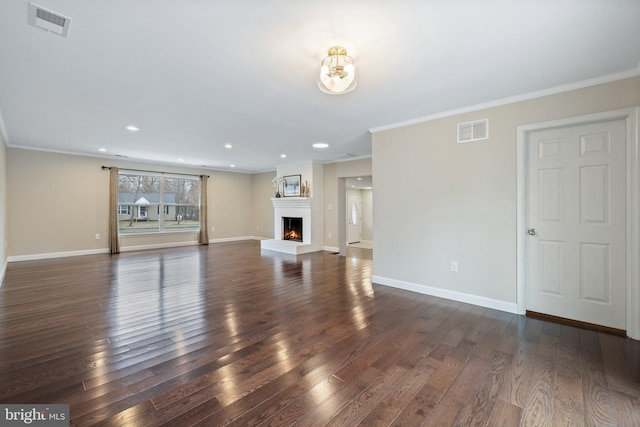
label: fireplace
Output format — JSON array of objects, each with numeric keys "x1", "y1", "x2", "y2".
[
  {"x1": 283, "y1": 217, "x2": 303, "y2": 242},
  {"x1": 261, "y1": 195, "x2": 322, "y2": 255}
]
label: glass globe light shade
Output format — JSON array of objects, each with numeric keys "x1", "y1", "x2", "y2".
[{"x1": 318, "y1": 46, "x2": 357, "y2": 94}]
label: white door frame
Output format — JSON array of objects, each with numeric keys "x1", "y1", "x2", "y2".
[{"x1": 516, "y1": 107, "x2": 640, "y2": 339}]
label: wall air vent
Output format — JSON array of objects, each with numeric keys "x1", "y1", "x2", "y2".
[
  {"x1": 457, "y1": 119, "x2": 489, "y2": 143},
  {"x1": 28, "y1": 3, "x2": 71, "y2": 37}
]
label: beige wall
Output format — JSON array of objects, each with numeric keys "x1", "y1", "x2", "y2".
[
  {"x1": 361, "y1": 189, "x2": 373, "y2": 241},
  {"x1": 7, "y1": 149, "x2": 107, "y2": 257},
  {"x1": 0, "y1": 132, "x2": 6, "y2": 281},
  {"x1": 6, "y1": 148, "x2": 255, "y2": 257},
  {"x1": 251, "y1": 171, "x2": 276, "y2": 239},
  {"x1": 323, "y1": 158, "x2": 372, "y2": 249},
  {"x1": 207, "y1": 170, "x2": 253, "y2": 240},
  {"x1": 372, "y1": 76, "x2": 640, "y2": 305}
]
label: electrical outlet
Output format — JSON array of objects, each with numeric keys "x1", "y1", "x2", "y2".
[
  {"x1": 450, "y1": 261, "x2": 459, "y2": 272},
  {"x1": 328, "y1": 204, "x2": 332, "y2": 210},
  {"x1": 328, "y1": 232, "x2": 332, "y2": 238},
  {"x1": 95, "y1": 234, "x2": 100, "y2": 240},
  {"x1": 211, "y1": 227, "x2": 215, "y2": 232}
]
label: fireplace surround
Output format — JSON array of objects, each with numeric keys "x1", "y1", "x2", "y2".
[{"x1": 260, "y1": 196, "x2": 322, "y2": 255}]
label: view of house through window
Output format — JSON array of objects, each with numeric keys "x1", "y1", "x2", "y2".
[{"x1": 118, "y1": 173, "x2": 201, "y2": 234}]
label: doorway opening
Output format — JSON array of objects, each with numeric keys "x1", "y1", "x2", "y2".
[{"x1": 346, "y1": 176, "x2": 373, "y2": 250}]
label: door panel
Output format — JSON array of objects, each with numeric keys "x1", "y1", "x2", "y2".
[
  {"x1": 579, "y1": 165, "x2": 609, "y2": 224},
  {"x1": 538, "y1": 168, "x2": 563, "y2": 222},
  {"x1": 526, "y1": 119, "x2": 626, "y2": 329},
  {"x1": 580, "y1": 243, "x2": 610, "y2": 303},
  {"x1": 539, "y1": 240, "x2": 563, "y2": 296}
]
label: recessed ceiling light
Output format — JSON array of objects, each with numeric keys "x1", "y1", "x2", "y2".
[
  {"x1": 125, "y1": 125, "x2": 140, "y2": 132},
  {"x1": 225, "y1": 144, "x2": 232, "y2": 149},
  {"x1": 98, "y1": 148, "x2": 107, "y2": 152},
  {"x1": 280, "y1": 154, "x2": 287, "y2": 158},
  {"x1": 357, "y1": 177, "x2": 362, "y2": 180},
  {"x1": 230, "y1": 164, "x2": 236, "y2": 168},
  {"x1": 312, "y1": 142, "x2": 329, "y2": 148},
  {"x1": 177, "y1": 158, "x2": 184, "y2": 162}
]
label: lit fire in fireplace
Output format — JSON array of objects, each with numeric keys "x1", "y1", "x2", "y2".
[
  {"x1": 284, "y1": 229, "x2": 301, "y2": 241},
  {"x1": 283, "y1": 217, "x2": 303, "y2": 242}
]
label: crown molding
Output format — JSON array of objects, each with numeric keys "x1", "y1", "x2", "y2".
[{"x1": 369, "y1": 68, "x2": 640, "y2": 134}]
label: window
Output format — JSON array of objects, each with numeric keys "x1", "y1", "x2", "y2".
[{"x1": 117, "y1": 172, "x2": 201, "y2": 235}]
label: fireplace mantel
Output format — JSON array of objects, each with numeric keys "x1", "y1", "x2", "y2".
[{"x1": 271, "y1": 197, "x2": 311, "y2": 208}]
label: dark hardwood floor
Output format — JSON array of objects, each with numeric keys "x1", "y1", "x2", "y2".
[{"x1": 1, "y1": 241, "x2": 638, "y2": 426}]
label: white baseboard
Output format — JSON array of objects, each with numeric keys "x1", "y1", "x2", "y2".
[
  {"x1": 8, "y1": 248, "x2": 110, "y2": 262},
  {"x1": 371, "y1": 275, "x2": 519, "y2": 314},
  {"x1": 0, "y1": 259, "x2": 6, "y2": 287}
]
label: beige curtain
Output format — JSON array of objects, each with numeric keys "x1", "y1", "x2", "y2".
[
  {"x1": 108, "y1": 167, "x2": 120, "y2": 254},
  {"x1": 199, "y1": 175, "x2": 209, "y2": 245}
]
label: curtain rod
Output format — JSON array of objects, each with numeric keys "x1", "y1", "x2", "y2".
[{"x1": 101, "y1": 166, "x2": 209, "y2": 178}]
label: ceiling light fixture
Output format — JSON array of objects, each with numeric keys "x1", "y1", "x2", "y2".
[
  {"x1": 98, "y1": 148, "x2": 107, "y2": 152},
  {"x1": 312, "y1": 142, "x2": 329, "y2": 149},
  {"x1": 280, "y1": 154, "x2": 287, "y2": 158},
  {"x1": 225, "y1": 144, "x2": 232, "y2": 149},
  {"x1": 125, "y1": 125, "x2": 139, "y2": 132},
  {"x1": 318, "y1": 46, "x2": 357, "y2": 95}
]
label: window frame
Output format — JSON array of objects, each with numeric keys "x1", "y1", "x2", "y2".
[{"x1": 117, "y1": 171, "x2": 201, "y2": 237}]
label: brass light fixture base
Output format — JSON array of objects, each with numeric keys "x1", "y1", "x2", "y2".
[{"x1": 327, "y1": 46, "x2": 348, "y2": 56}]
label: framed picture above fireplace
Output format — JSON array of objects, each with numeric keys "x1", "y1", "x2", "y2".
[{"x1": 283, "y1": 175, "x2": 301, "y2": 197}]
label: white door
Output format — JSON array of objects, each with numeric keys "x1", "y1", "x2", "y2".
[
  {"x1": 347, "y1": 194, "x2": 362, "y2": 244},
  {"x1": 526, "y1": 119, "x2": 627, "y2": 329}
]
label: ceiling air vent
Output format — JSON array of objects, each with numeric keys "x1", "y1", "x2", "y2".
[
  {"x1": 457, "y1": 119, "x2": 489, "y2": 143},
  {"x1": 28, "y1": 3, "x2": 71, "y2": 37}
]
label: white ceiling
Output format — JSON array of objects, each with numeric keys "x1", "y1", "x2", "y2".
[{"x1": 1, "y1": 0, "x2": 639, "y2": 173}]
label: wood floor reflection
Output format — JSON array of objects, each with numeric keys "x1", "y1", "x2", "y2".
[{"x1": 0, "y1": 240, "x2": 638, "y2": 426}]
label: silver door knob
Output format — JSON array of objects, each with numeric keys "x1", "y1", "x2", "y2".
[{"x1": 528, "y1": 228, "x2": 536, "y2": 236}]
